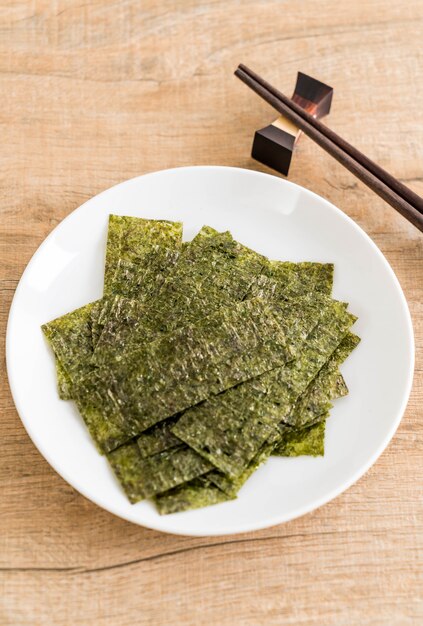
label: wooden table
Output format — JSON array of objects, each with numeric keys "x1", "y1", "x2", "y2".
[{"x1": 1, "y1": 2, "x2": 422, "y2": 624}]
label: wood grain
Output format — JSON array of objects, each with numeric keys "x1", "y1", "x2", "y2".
[{"x1": 0, "y1": 1, "x2": 422, "y2": 625}]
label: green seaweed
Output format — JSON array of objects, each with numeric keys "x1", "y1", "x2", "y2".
[
  {"x1": 207, "y1": 435, "x2": 277, "y2": 497},
  {"x1": 274, "y1": 420, "x2": 327, "y2": 457},
  {"x1": 95, "y1": 215, "x2": 183, "y2": 346},
  {"x1": 93, "y1": 226, "x2": 267, "y2": 365},
  {"x1": 90, "y1": 299, "x2": 108, "y2": 349},
  {"x1": 103, "y1": 214, "x2": 124, "y2": 295},
  {"x1": 73, "y1": 297, "x2": 296, "y2": 452},
  {"x1": 294, "y1": 262, "x2": 334, "y2": 295},
  {"x1": 42, "y1": 301, "x2": 98, "y2": 394},
  {"x1": 137, "y1": 416, "x2": 182, "y2": 458},
  {"x1": 90, "y1": 296, "x2": 147, "y2": 365},
  {"x1": 42, "y1": 219, "x2": 361, "y2": 513},
  {"x1": 209, "y1": 333, "x2": 360, "y2": 495},
  {"x1": 132, "y1": 262, "x2": 336, "y2": 459},
  {"x1": 103, "y1": 215, "x2": 183, "y2": 299},
  {"x1": 123, "y1": 292, "x2": 339, "y2": 490},
  {"x1": 153, "y1": 227, "x2": 265, "y2": 328},
  {"x1": 251, "y1": 261, "x2": 334, "y2": 301},
  {"x1": 286, "y1": 331, "x2": 360, "y2": 429},
  {"x1": 334, "y1": 373, "x2": 349, "y2": 398},
  {"x1": 271, "y1": 332, "x2": 360, "y2": 456},
  {"x1": 109, "y1": 443, "x2": 212, "y2": 500},
  {"x1": 43, "y1": 216, "x2": 183, "y2": 398},
  {"x1": 106, "y1": 441, "x2": 145, "y2": 503},
  {"x1": 208, "y1": 420, "x2": 326, "y2": 498},
  {"x1": 55, "y1": 358, "x2": 73, "y2": 400},
  {"x1": 154, "y1": 476, "x2": 234, "y2": 515},
  {"x1": 173, "y1": 301, "x2": 356, "y2": 478}
]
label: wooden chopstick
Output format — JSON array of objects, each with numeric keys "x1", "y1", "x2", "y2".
[
  {"x1": 235, "y1": 65, "x2": 423, "y2": 233},
  {"x1": 238, "y1": 64, "x2": 423, "y2": 215}
]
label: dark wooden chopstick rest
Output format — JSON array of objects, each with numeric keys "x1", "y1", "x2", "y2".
[{"x1": 252, "y1": 72, "x2": 333, "y2": 176}]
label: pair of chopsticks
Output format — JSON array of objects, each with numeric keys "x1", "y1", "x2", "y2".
[{"x1": 235, "y1": 64, "x2": 423, "y2": 233}]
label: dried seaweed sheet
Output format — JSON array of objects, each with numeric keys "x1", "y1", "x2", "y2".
[
  {"x1": 106, "y1": 441, "x2": 144, "y2": 503},
  {"x1": 273, "y1": 420, "x2": 327, "y2": 457},
  {"x1": 207, "y1": 421, "x2": 326, "y2": 498},
  {"x1": 129, "y1": 294, "x2": 333, "y2": 495},
  {"x1": 137, "y1": 416, "x2": 182, "y2": 458},
  {"x1": 173, "y1": 301, "x2": 356, "y2": 478},
  {"x1": 93, "y1": 226, "x2": 267, "y2": 364},
  {"x1": 209, "y1": 333, "x2": 360, "y2": 495},
  {"x1": 207, "y1": 435, "x2": 278, "y2": 497},
  {"x1": 103, "y1": 214, "x2": 125, "y2": 295},
  {"x1": 135, "y1": 445, "x2": 212, "y2": 498},
  {"x1": 141, "y1": 298, "x2": 342, "y2": 488},
  {"x1": 294, "y1": 262, "x2": 334, "y2": 295},
  {"x1": 103, "y1": 215, "x2": 183, "y2": 299},
  {"x1": 271, "y1": 331, "x2": 360, "y2": 456},
  {"x1": 108, "y1": 443, "x2": 212, "y2": 501},
  {"x1": 43, "y1": 216, "x2": 183, "y2": 400},
  {"x1": 55, "y1": 358, "x2": 73, "y2": 400},
  {"x1": 334, "y1": 373, "x2": 349, "y2": 398},
  {"x1": 152, "y1": 227, "x2": 266, "y2": 329},
  {"x1": 132, "y1": 263, "x2": 336, "y2": 459},
  {"x1": 113, "y1": 293, "x2": 340, "y2": 497},
  {"x1": 94, "y1": 215, "x2": 183, "y2": 346},
  {"x1": 127, "y1": 293, "x2": 337, "y2": 489},
  {"x1": 73, "y1": 297, "x2": 295, "y2": 452},
  {"x1": 252, "y1": 261, "x2": 334, "y2": 301},
  {"x1": 285, "y1": 331, "x2": 360, "y2": 429},
  {"x1": 154, "y1": 476, "x2": 234, "y2": 515},
  {"x1": 90, "y1": 296, "x2": 151, "y2": 366},
  {"x1": 42, "y1": 301, "x2": 98, "y2": 395},
  {"x1": 208, "y1": 419, "x2": 327, "y2": 499},
  {"x1": 43, "y1": 218, "x2": 361, "y2": 512},
  {"x1": 90, "y1": 299, "x2": 108, "y2": 349}
]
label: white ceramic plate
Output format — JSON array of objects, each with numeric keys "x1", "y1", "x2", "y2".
[{"x1": 6, "y1": 166, "x2": 414, "y2": 536}]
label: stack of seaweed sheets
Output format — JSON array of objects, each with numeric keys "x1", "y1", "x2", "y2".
[{"x1": 42, "y1": 215, "x2": 359, "y2": 515}]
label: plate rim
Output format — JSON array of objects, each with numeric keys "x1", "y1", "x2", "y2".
[{"x1": 6, "y1": 165, "x2": 415, "y2": 536}]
